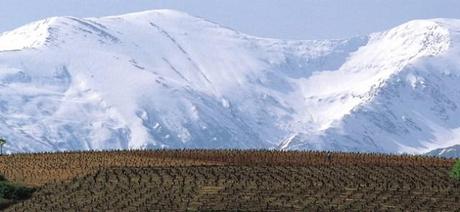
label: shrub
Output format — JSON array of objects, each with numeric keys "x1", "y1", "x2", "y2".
[
  {"x1": 5, "y1": 185, "x2": 35, "y2": 200},
  {"x1": 452, "y1": 160, "x2": 460, "y2": 181},
  {"x1": 0, "y1": 175, "x2": 35, "y2": 210},
  {"x1": 0, "y1": 181, "x2": 35, "y2": 200}
]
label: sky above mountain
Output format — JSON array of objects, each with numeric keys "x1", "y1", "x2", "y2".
[{"x1": 0, "y1": 0, "x2": 459, "y2": 40}]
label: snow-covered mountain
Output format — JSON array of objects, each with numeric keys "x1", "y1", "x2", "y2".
[
  {"x1": 1, "y1": 10, "x2": 460, "y2": 154},
  {"x1": 426, "y1": 145, "x2": 460, "y2": 158}
]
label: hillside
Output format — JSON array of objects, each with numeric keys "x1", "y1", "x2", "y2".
[
  {"x1": 0, "y1": 150, "x2": 458, "y2": 211},
  {"x1": 1, "y1": 10, "x2": 460, "y2": 154}
]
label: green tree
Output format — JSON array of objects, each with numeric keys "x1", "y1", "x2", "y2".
[{"x1": 451, "y1": 159, "x2": 460, "y2": 181}]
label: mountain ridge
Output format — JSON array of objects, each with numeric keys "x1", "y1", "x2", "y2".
[
  {"x1": 1, "y1": 10, "x2": 460, "y2": 154},
  {"x1": 426, "y1": 144, "x2": 460, "y2": 158}
]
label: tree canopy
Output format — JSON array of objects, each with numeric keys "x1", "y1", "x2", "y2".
[{"x1": 452, "y1": 160, "x2": 460, "y2": 181}]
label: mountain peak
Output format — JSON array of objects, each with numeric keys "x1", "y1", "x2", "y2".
[
  {"x1": 0, "y1": 9, "x2": 220, "y2": 52},
  {"x1": 98, "y1": 9, "x2": 218, "y2": 30},
  {"x1": 376, "y1": 19, "x2": 451, "y2": 55},
  {"x1": 0, "y1": 18, "x2": 54, "y2": 51},
  {"x1": 111, "y1": 9, "x2": 195, "y2": 19},
  {"x1": 0, "y1": 16, "x2": 118, "y2": 51}
]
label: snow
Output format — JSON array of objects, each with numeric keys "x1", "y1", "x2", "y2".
[
  {"x1": 1, "y1": 10, "x2": 460, "y2": 154},
  {"x1": 426, "y1": 144, "x2": 460, "y2": 158},
  {"x1": 0, "y1": 18, "x2": 53, "y2": 51}
]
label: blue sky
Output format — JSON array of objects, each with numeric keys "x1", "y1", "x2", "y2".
[{"x1": 1, "y1": 0, "x2": 459, "y2": 40}]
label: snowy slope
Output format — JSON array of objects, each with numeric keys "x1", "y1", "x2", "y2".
[
  {"x1": 281, "y1": 19, "x2": 460, "y2": 154},
  {"x1": 0, "y1": 10, "x2": 460, "y2": 154},
  {"x1": 426, "y1": 145, "x2": 460, "y2": 158}
]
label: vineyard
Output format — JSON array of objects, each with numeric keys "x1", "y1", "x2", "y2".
[{"x1": 0, "y1": 150, "x2": 459, "y2": 211}]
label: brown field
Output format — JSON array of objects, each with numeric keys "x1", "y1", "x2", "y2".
[
  {"x1": 0, "y1": 150, "x2": 221, "y2": 187},
  {"x1": 1, "y1": 150, "x2": 459, "y2": 211}
]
